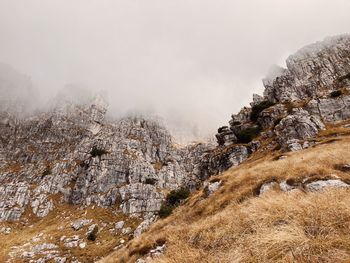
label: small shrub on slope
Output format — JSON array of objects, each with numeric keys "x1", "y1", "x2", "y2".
[
  {"x1": 250, "y1": 101, "x2": 275, "y2": 121},
  {"x1": 159, "y1": 188, "x2": 190, "y2": 218}
]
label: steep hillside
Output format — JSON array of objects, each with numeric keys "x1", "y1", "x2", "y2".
[
  {"x1": 101, "y1": 121, "x2": 350, "y2": 263},
  {"x1": 100, "y1": 34, "x2": 350, "y2": 263},
  {"x1": 1, "y1": 34, "x2": 350, "y2": 263},
  {"x1": 0, "y1": 94, "x2": 212, "y2": 262}
]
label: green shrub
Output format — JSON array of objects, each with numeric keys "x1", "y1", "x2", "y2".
[
  {"x1": 42, "y1": 166, "x2": 52, "y2": 177},
  {"x1": 145, "y1": 178, "x2": 157, "y2": 185},
  {"x1": 250, "y1": 101, "x2": 275, "y2": 121},
  {"x1": 166, "y1": 188, "x2": 190, "y2": 206},
  {"x1": 330, "y1": 90, "x2": 342, "y2": 98},
  {"x1": 236, "y1": 126, "x2": 262, "y2": 143},
  {"x1": 338, "y1": 73, "x2": 350, "y2": 82},
  {"x1": 159, "y1": 204, "x2": 173, "y2": 218},
  {"x1": 158, "y1": 188, "x2": 190, "y2": 218},
  {"x1": 90, "y1": 146, "x2": 108, "y2": 157},
  {"x1": 87, "y1": 225, "x2": 98, "y2": 241}
]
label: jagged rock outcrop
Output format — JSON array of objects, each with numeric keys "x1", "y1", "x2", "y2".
[
  {"x1": 274, "y1": 108, "x2": 325, "y2": 151},
  {"x1": 217, "y1": 34, "x2": 350, "y2": 156},
  {"x1": 199, "y1": 145, "x2": 250, "y2": 179},
  {"x1": 259, "y1": 177, "x2": 350, "y2": 196},
  {"x1": 263, "y1": 35, "x2": 350, "y2": 103},
  {"x1": 257, "y1": 104, "x2": 287, "y2": 130},
  {"x1": 0, "y1": 96, "x2": 212, "y2": 221},
  {"x1": 306, "y1": 95, "x2": 350, "y2": 122},
  {"x1": 2, "y1": 34, "x2": 350, "y2": 234},
  {"x1": 216, "y1": 126, "x2": 237, "y2": 146}
]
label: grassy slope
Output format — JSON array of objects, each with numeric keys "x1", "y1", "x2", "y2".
[
  {"x1": 101, "y1": 122, "x2": 350, "y2": 263},
  {"x1": 0, "y1": 202, "x2": 141, "y2": 263}
]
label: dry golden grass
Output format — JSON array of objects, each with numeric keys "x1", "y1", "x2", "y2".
[
  {"x1": 0, "y1": 201, "x2": 141, "y2": 263},
  {"x1": 100, "y1": 133, "x2": 350, "y2": 263}
]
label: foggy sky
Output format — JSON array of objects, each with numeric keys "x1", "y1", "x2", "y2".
[{"x1": 0, "y1": 0, "x2": 350, "y2": 141}]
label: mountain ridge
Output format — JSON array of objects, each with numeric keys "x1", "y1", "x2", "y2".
[{"x1": 1, "y1": 34, "x2": 350, "y2": 262}]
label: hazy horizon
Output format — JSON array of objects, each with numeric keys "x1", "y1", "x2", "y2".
[{"x1": 1, "y1": 0, "x2": 350, "y2": 141}]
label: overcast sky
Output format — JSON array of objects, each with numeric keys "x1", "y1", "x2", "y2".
[{"x1": 0, "y1": 0, "x2": 350, "y2": 141}]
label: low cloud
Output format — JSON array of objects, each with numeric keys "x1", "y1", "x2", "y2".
[{"x1": 0, "y1": 0, "x2": 349, "y2": 141}]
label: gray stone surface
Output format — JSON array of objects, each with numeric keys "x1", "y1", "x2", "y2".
[
  {"x1": 306, "y1": 95, "x2": 350, "y2": 122},
  {"x1": 263, "y1": 35, "x2": 350, "y2": 103},
  {"x1": 305, "y1": 179, "x2": 350, "y2": 191},
  {"x1": 115, "y1": 221, "x2": 125, "y2": 230},
  {"x1": 204, "y1": 181, "x2": 222, "y2": 197},
  {"x1": 133, "y1": 215, "x2": 157, "y2": 237},
  {"x1": 259, "y1": 178, "x2": 350, "y2": 195},
  {"x1": 71, "y1": 219, "x2": 92, "y2": 231},
  {"x1": 0, "y1": 96, "x2": 212, "y2": 221},
  {"x1": 259, "y1": 181, "x2": 278, "y2": 195},
  {"x1": 274, "y1": 109, "x2": 325, "y2": 150}
]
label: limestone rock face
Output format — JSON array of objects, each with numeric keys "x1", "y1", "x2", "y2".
[
  {"x1": 306, "y1": 95, "x2": 350, "y2": 122},
  {"x1": 229, "y1": 107, "x2": 252, "y2": 128},
  {"x1": 218, "y1": 35, "x2": 350, "y2": 154},
  {"x1": 274, "y1": 108, "x2": 325, "y2": 150},
  {"x1": 263, "y1": 35, "x2": 350, "y2": 103},
  {"x1": 216, "y1": 126, "x2": 237, "y2": 146},
  {"x1": 250, "y1": 94, "x2": 264, "y2": 107},
  {"x1": 257, "y1": 104, "x2": 287, "y2": 130},
  {"x1": 0, "y1": 183, "x2": 30, "y2": 221},
  {"x1": 119, "y1": 183, "x2": 163, "y2": 216},
  {"x1": 3, "y1": 34, "x2": 350, "y2": 224},
  {"x1": 0, "y1": 97, "x2": 211, "y2": 221},
  {"x1": 199, "y1": 145, "x2": 250, "y2": 179}
]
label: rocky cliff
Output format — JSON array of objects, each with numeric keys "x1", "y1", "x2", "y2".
[
  {"x1": 0, "y1": 96, "x2": 214, "y2": 222},
  {"x1": 0, "y1": 93, "x2": 216, "y2": 261},
  {"x1": 216, "y1": 34, "x2": 350, "y2": 156},
  {"x1": 1, "y1": 34, "x2": 350, "y2": 262}
]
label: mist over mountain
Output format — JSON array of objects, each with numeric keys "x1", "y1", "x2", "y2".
[
  {"x1": 1, "y1": 0, "x2": 350, "y2": 141},
  {"x1": 2, "y1": 1, "x2": 350, "y2": 263}
]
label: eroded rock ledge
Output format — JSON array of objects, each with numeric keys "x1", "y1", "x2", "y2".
[{"x1": 216, "y1": 34, "x2": 350, "y2": 157}]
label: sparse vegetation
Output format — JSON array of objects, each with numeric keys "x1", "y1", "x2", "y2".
[
  {"x1": 145, "y1": 178, "x2": 157, "y2": 185},
  {"x1": 338, "y1": 72, "x2": 350, "y2": 82},
  {"x1": 87, "y1": 225, "x2": 99, "y2": 241},
  {"x1": 236, "y1": 126, "x2": 262, "y2": 143},
  {"x1": 41, "y1": 166, "x2": 52, "y2": 177},
  {"x1": 0, "y1": 204, "x2": 140, "y2": 263},
  {"x1": 330, "y1": 89, "x2": 342, "y2": 98},
  {"x1": 90, "y1": 146, "x2": 108, "y2": 157},
  {"x1": 250, "y1": 101, "x2": 275, "y2": 121},
  {"x1": 101, "y1": 131, "x2": 350, "y2": 263},
  {"x1": 152, "y1": 161, "x2": 164, "y2": 172},
  {"x1": 158, "y1": 204, "x2": 173, "y2": 218},
  {"x1": 165, "y1": 188, "x2": 190, "y2": 206},
  {"x1": 158, "y1": 188, "x2": 190, "y2": 218},
  {"x1": 284, "y1": 101, "x2": 295, "y2": 114}
]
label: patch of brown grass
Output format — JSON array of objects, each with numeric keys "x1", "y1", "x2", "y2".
[
  {"x1": 152, "y1": 162, "x2": 164, "y2": 172},
  {"x1": 0, "y1": 200, "x2": 141, "y2": 263},
  {"x1": 318, "y1": 121, "x2": 350, "y2": 138},
  {"x1": 0, "y1": 162, "x2": 23, "y2": 174},
  {"x1": 100, "y1": 135, "x2": 350, "y2": 263}
]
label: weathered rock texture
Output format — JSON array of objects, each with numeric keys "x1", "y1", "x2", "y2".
[
  {"x1": 217, "y1": 34, "x2": 350, "y2": 153},
  {"x1": 2, "y1": 34, "x2": 350, "y2": 224},
  {"x1": 0, "y1": 96, "x2": 213, "y2": 221},
  {"x1": 263, "y1": 35, "x2": 350, "y2": 103}
]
